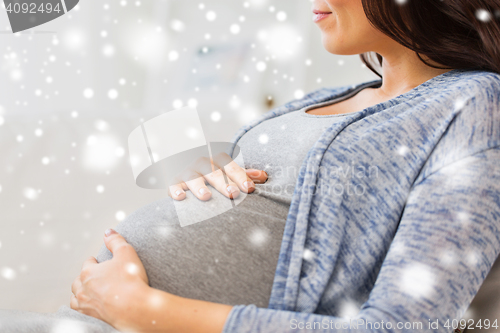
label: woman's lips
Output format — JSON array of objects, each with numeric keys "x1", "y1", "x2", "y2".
[{"x1": 313, "y1": 12, "x2": 332, "y2": 22}]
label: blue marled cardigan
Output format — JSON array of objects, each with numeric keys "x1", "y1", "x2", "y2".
[{"x1": 223, "y1": 69, "x2": 500, "y2": 332}]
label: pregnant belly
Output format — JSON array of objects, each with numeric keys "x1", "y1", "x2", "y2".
[{"x1": 95, "y1": 192, "x2": 289, "y2": 308}]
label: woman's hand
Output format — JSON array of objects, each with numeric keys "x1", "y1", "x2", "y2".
[
  {"x1": 70, "y1": 229, "x2": 233, "y2": 333},
  {"x1": 168, "y1": 152, "x2": 268, "y2": 202},
  {"x1": 70, "y1": 229, "x2": 150, "y2": 330}
]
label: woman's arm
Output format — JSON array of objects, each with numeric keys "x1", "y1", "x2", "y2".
[
  {"x1": 222, "y1": 147, "x2": 500, "y2": 332},
  {"x1": 71, "y1": 229, "x2": 232, "y2": 333},
  {"x1": 122, "y1": 287, "x2": 233, "y2": 333}
]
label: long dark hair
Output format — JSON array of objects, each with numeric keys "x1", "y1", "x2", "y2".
[{"x1": 359, "y1": 0, "x2": 500, "y2": 77}]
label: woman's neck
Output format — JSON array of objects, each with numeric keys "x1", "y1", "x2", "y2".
[{"x1": 374, "y1": 44, "x2": 454, "y2": 101}]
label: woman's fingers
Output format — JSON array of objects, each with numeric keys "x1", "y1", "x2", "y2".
[
  {"x1": 169, "y1": 183, "x2": 186, "y2": 201},
  {"x1": 220, "y1": 161, "x2": 255, "y2": 194},
  {"x1": 71, "y1": 276, "x2": 82, "y2": 297},
  {"x1": 166, "y1": 152, "x2": 266, "y2": 201},
  {"x1": 246, "y1": 169, "x2": 268, "y2": 183},
  {"x1": 184, "y1": 176, "x2": 212, "y2": 201},
  {"x1": 70, "y1": 293, "x2": 79, "y2": 310},
  {"x1": 204, "y1": 168, "x2": 240, "y2": 199},
  {"x1": 211, "y1": 152, "x2": 254, "y2": 194}
]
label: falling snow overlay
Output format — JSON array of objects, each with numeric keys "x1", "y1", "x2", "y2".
[{"x1": 1, "y1": 1, "x2": 499, "y2": 332}]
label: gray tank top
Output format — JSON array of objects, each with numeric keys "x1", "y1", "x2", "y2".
[
  {"x1": 169, "y1": 84, "x2": 372, "y2": 227},
  {"x1": 237, "y1": 103, "x2": 363, "y2": 206}
]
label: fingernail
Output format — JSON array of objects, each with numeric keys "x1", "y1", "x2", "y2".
[
  {"x1": 175, "y1": 189, "x2": 184, "y2": 197},
  {"x1": 104, "y1": 228, "x2": 117, "y2": 237},
  {"x1": 242, "y1": 181, "x2": 254, "y2": 190},
  {"x1": 247, "y1": 170, "x2": 261, "y2": 177},
  {"x1": 226, "y1": 185, "x2": 238, "y2": 194},
  {"x1": 199, "y1": 188, "x2": 211, "y2": 196}
]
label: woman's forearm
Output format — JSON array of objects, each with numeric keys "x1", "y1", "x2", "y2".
[{"x1": 114, "y1": 285, "x2": 233, "y2": 333}]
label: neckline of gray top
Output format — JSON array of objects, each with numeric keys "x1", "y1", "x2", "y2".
[{"x1": 300, "y1": 79, "x2": 383, "y2": 118}]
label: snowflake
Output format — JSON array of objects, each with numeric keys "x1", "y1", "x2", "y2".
[
  {"x1": 83, "y1": 88, "x2": 94, "y2": 99},
  {"x1": 303, "y1": 248, "x2": 315, "y2": 261},
  {"x1": 206, "y1": 11, "x2": 217, "y2": 22},
  {"x1": 1, "y1": 267, "x2": 16, "y2": 280},
  {"x1": 476, "y1": 9, "x2": 492, "y2": 22},
  {"x1": 397, "y1": 145, "x2": 409, "y2": 156},
  {"x1": 276, "y1": 11, "x2": 287, "y2": 22},
  {"x1": 23, "y1": 187, "x2": 39, "y2": 200},
  {"x1": 51, "y1": 319, "x2": 85, "y2": 333},
  {"x1": 108, "y1": 89, "x2": 118, "y2": 100},
  {"x1": 256, "y1": 61, "x2": 267, "y2": 72},
  {"x1": 148, "y1": 292, "x2": 163, "y2": 308},
  {"x1": 439, "y1": 250, "x2": 456, "y2": 267},
  {"x1": 126, "y1": 263, "x2": 139, "y2": 274},
  {"x1": 95, "y1": 120, "x2": 109, "y2": 131},
  {"x1": 168, "y1": 50, "x2": 179, "y2": 61},
  {"x1": 338, "y1": 299, "x2": 361, "y2": 319},
  {"x1": 249, "y1": 228, "x2": 269, "y2": 246},
  {"x1": 399, "y1": 263, "x2": 435, "y2": 298},
  {"x1": 39, "y1": 232, "x2": 55, "y2": 247},
  {"x1": 115, "y1": 211, "x2": 126, "y2": 221},
  {"x1": 173, "y1": 99, "x2": 183, "y2": 108},
  {"x1": 211, "y1": 111, "x2": 221, "y2": 122},
  {"x1": 230, "y1": 24, "x2": 241, "y2": 34},
  {"x1": 294, "y1": 89, "x2": 304, "y2": 99},
  {"x1": 466, "y1": 250, "x2": 480, "y2": 266},
  {"x1": 171, "y1": 19, "x2": 185, "y2": 32},
  {"x1": 102, "y1": 44, "x2": 115, "y2": 57},
  {"x1": 454, "y1": 98, "x2": 467, "y2": 111},
  {"x1": 115, "y1": 146, "x2": 125, "y2": 157}
]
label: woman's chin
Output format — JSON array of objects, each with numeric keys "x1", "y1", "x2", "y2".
[
  {"x1": 322, "y1": 42, "x2": 353, "y2": 56},
  {"x1": 320, "y1": 34, "x2": 365, "y2": 56}
]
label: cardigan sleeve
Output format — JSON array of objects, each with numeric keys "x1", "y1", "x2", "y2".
[{"x1": 222, "y1": 146, "x2": 500, "y2": 333}]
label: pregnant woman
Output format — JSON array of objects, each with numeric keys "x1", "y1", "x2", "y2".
[{"x1": 2, "y1": 0, "x2": 500, "y2": 332}]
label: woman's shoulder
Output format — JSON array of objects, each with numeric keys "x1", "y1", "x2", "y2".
[
  {"x1": 416, "y1": 69, "x2": 500, "y2": 182},
  {"x1": 442, "y1": 69, "x2": 500, "y2": 123},
  {"x1": 444, "y1": 69, "x2": 500, "y2": 98}
]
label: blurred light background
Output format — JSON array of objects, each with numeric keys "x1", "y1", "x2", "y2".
[{"x1": 0, "y1": 0, "x2": 379, "y2": 313}]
